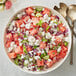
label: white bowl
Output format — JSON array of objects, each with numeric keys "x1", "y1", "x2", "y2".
[{"x1": 3, "y1": 6, "x2": 72, "y2": 74}]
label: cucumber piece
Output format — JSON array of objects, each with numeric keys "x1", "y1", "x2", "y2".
[
  {"x1": 43, "y1": 55, "x2": 49, "y2": 60},
  {"x1": 36, "y1": 13, "x2": 42, "y2": 17},
  {"x1": 21, "y1": 40, "x2": 28, "y2": 44},
  {"x1": 64, "y1": 41, "x2": 68, "y2": 46}
]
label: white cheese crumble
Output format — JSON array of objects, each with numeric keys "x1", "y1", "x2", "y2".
[
  {"x1": 48, "y1": 59, "x2": 52, "y2": 62},
  {"x1": 39, "y1": 27, "x2": 43, "y2": 32},
  {"x1": 19, "y1": 42, "x2": 22, "y2": 46},
  {"x1": 41, "y1": 49, "x2": 44, "y2": 54},
  {"x1": 10, "y1": 42, "x2": 15, "y2": 47},
  {"x1": 21, "y1": 54, "x2": 25, "y2": 59},
  {"x1": 17, "y1": 13, "x2": 22, "y2": 18},
  {"x1": 8, "y1": 47, "x2": 13, "y2": 52},
  {"x1": 25, "y1": 31, "x2": 29, "y2": 36},
  {"x1": 31, "y1": 13, "x2": 35, "y2": 16},
  {"x1": 34, "y1": 56, "x2": 40, "y2": 60},
  {"x1": 34, "y1": 40, "x2": 40, "y2": 46},
  {"x1": 17, "y1": 28, "x2": 20, "y2": 32},
  {"x1": 29, "y1": 58, "x2": 33, "y2": 62},
  {"x1": 25, "y1": 23, "x2": 31, "y2": 29},
  {"x1": 14, "y1": 27, "x2": 17, "y2": 31},
  {"x1": 29, "y1": 42, "x2": 34, "y2": 46},
  {"x1": 24, "y1": 60, "x2": 29, "y2": 64},
  {"x1": 8, "y1": 42, "x2": 17, "y2": 52},
  {"x1": 41, "y1": 31, "x2": 45, "y2": 36},
  {"x1": 57, "y1": 46, "x2": 61, "y2": 52},
  {"x1": 20, "y1": 23, "x2": 25, "y2": 27},
  {"x1": 28, "y1": 36, "x2": 36, "y2": 43},
  {"x1": 46, "y1": 32, "x2": 52, "y2": 39},
  {"x1": 18, "y1": 38, "x2": 22, "y2": 42},
  {"x1": 43, "y1": 14, "x2": 50, "y2": 23}
]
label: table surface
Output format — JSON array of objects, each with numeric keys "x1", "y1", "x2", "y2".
[{"x1": 0, "y1": 0, "x2": 76, "y2": 76}]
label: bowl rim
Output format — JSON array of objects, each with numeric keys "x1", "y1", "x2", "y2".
[{"x1": 3, "y1": 5, "x2": 72, "y2": 74}]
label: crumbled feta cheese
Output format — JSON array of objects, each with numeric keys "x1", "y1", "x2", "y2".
[
  {"x1": 28, "y1": 36, "x2": 36, "y2": 43},
  {"x1": 29, "y1": 50, "x2": 33, "y2": 54},
  {"x1": 26, "y1": 31, "x2": 29, "y2": 36},
  {"x1": 46, "y1": 32, "x2": 52, "y2": 39},
  {"x1": 24, "y1": 60, "x2": 29, "y2": 64},
  {"x1": 29, "y1": 58, "x2": 33, "y2": 62},
  {"x1": 34, "y1": 52, "x2": 36, "y2": 55},
  {"x1": 51, "y1": 36, "x2": 56, "y2": 42},
  {"x1": 41, "y1": 49, "x2": 44, "y2": 54},
  {"x1": 25, "y1": 23, "x2": 31, "y2": 29},
  {"x1": 19, "y1": 43, "x2": 22, "y2": 46},
  {"x1": 14, "y1": 27, "x2": 17, "y2": 31},
  {"x1": 10, "y1": 42, "x2": 15, "y2": 47},
  {"x1": 31, "y1": 13, "x2": 35, "y2": 16},
  {"x1": 17, "y1": 28, "x2": 20, "y2": 32},
  {"x1": 24, "y1": 38, "x2": 27, "y2": 40},
  {"x1": 43, "y1": 14, "x2": 50, "y2": 23},
  {"x1": 29, "y1": 42, "x2": 34, "y2": 46},
  {"x1": 34, "y1": 40, "x2": 40, "y2": 46},
  {"x1": 13, "y1": 45, "x2": 17, "y2": 48},
  {"x1": 22, "y1": 12, "x2": 26, "y2": 15},
  {"x1": 57, "y1": 46, "x2": 61, "y2": 52},
  {"x1": 39, "y1": 27, "x2": 43, "y2": 32},
  {"x1": 18, "y1": 38, "x2": 22, "y2": 42},
  {"x1": 20, "y1": 23, "x2": 25, "y2": 27},
  {"x1": 41, "y1": 31, "x2": 45, "y2": 36},
  {"x1": 8, "y1": 47, "x2": 13, "y2": 52},
  {"x1": 48, "y1": 59, "x2": 52, "y2": 62},
  {"x1": 21, "y1": 54, "x2": 25, "y2": 59},
  {"x1": 17, "y1": 13, "x2": 22, "y2": 18},
  {"x1": 34, "y1": 56, "x2": 40, "y2": 60}
]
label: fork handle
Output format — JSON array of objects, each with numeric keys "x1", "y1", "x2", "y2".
[{"x1": 70, "y1": 27, "x2": 73, "y2": 65}]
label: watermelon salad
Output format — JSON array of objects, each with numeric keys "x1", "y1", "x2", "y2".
[{"x1": 4, "y1": 6, "x2": 69, "y2": 72}]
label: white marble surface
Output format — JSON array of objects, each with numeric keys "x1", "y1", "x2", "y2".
[{"x1": 0, "y1": 0, "x2": 76, "y2": 76}]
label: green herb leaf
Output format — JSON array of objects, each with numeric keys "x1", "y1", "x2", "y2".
[
  {"x1": 24, "y1": 35, "x2": 27, "y2": 38},
  {"x1": 39, "y1": 20, "x2": 43, "y2": 26},
  {"x1": 36, "y1": 7, "x2": 43, "y2": 12},
  {"x1": 14, "y1": 59, "x2": 19, "y2": 65},
  {"x1": 33, "y1": 45, "x2": 38, "y2": 49},
  {"x1": 40, "y1": 54, "x2": 44, "y2": 58},
  {"x1": 14, "y1": 16, "x2": 19, "y2": 20},
  {"x1": 57, "y1": 27, "x2": 59, "y2": 31},
  {"x1": 42, "y1": 37, "x2": 47, "y2": 42},
  {"x1": 46, "y1": 26, "x2": 50, "y2": 31},
  {"x1": 23, "y1": 45, "x2": 27, "y2": 54}
]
